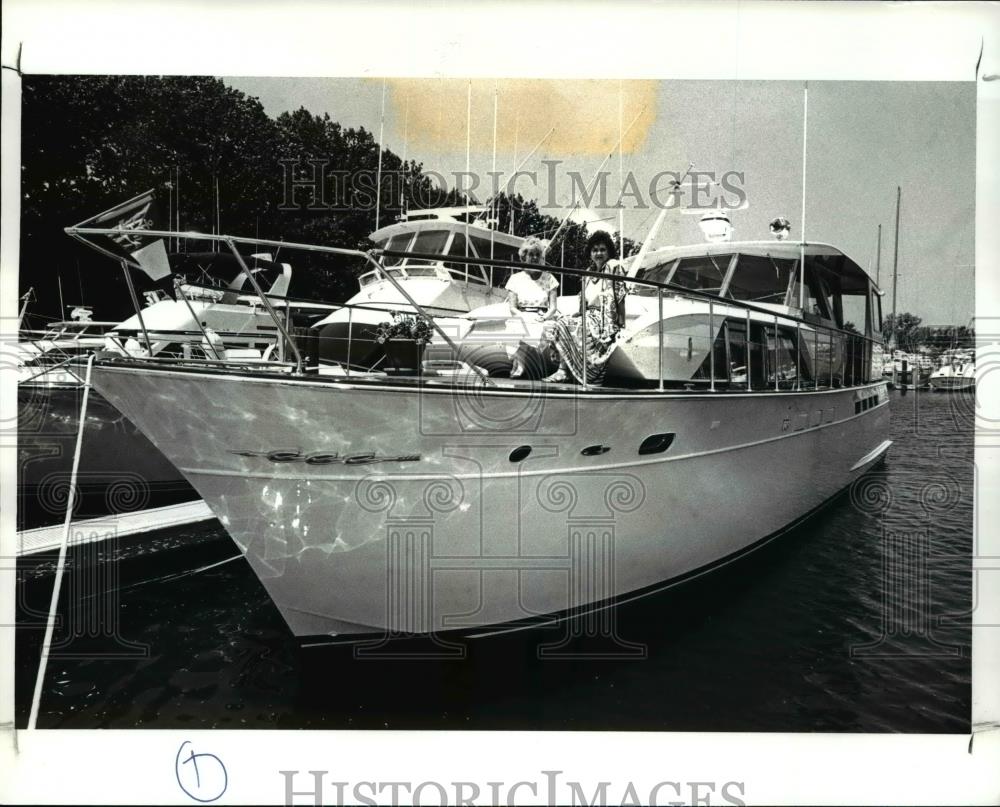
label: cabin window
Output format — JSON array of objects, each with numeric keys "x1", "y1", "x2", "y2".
[
  {"x1": 468, "y1": 234, "x2": 506, "y2": 285},
  {"x1": 407, "y1": 229, "x2": 450, "y2": 261},
  {"x1": 378, "y1": 233, "x2": 413, "y2": 266},
  {"x1": 726, "y1": 255, "x2": 797, "y2": 303},
  {"x1": 669, "y1": 255, "x2": 732, "y2": 294},
  {"x1": 633, "y1": 259, "x2": 677, "y2": 292},
  {"x1": 443, "y1": 233, "x2": 488, "y2": 284},
  {"x1": 489, "y1": 242, "x2": 521, "y2": 287},
  {"x1": 839, "y1": 289, "x2": 870, "y2": 336},
  {"x1": 788, "y1": 262, "x2": 833, "y2": 320}
]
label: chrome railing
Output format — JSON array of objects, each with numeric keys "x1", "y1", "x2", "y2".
[
  {"x1": 385, "y1": 248, "x2": 885, "y2": 392},
  {"x1": 64, "y1": 225, "x2": 886, "y2": 393}
]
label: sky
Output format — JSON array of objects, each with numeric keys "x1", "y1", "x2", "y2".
[{"x1": 224, "y1": 77, "x2": 976, "y2": 327}]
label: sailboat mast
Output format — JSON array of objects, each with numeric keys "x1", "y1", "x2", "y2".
[
  {"x1": 875, "y1": 223, "x2": 882, "y2": 287},
  {"x1": 510, "y1": 114, "x2": 519, "y2": 235},
  {"x1": 375, "y1": 78, "x2": 387, "y2": 231},
  {"x1": 400, "y1": 93, "x2": 410, "y2": 217},
  {"x1": 176, "y1": 166, "x2": 181, "y2": 252},
  {"x1": 891, "y1": 185, "x2": 901, "y2": 345}
]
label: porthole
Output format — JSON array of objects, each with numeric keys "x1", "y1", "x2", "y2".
[
  {"x1": 581, "y1": 445, "x2": 610, "y2": 456},
  {"x1": 509, "y1": 445, "x2": 532, "y2": 463},
  {"x1": 638, "y1": 433, "x2": 675, "y2": 455}
]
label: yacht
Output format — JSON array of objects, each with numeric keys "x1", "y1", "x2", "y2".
[
  {"x1": 884, "y1": 350, "x2": 931, "y2": 390},
  {"x1": 928, "y1": 349, "x2": 975, "y2": 392},
  {"x1": 313, "y1": 209, "x2": 523, "y2": 371},
  {"x1": 70, "y1": 221, "x2": 891, "y2": 643}
]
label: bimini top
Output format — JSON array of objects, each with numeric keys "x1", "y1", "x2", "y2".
[{"x1": 629, "y1": 240, "x2": 879, "y2": 295}]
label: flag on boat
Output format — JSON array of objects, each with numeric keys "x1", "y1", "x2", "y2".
[{"x1": 72, "y1": 189, "x2": 172, "y2": 281}]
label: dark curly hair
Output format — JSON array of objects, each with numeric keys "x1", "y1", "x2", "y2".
[{"x1": 585, "y1": 230, "x2": 617, "y2": 260}]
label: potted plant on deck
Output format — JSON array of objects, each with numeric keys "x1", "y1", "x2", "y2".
[{"x1": 373, "y1": 315, "x2": 433, "y2": 374}]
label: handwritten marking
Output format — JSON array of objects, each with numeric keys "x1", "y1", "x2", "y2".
[{"x1": 175, "y1": 740, "x2": 228, "y2": 803}]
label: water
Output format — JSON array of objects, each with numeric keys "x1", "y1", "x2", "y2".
[{"x1": 15, "y1": 389, "x2": 972, "y2": 732}]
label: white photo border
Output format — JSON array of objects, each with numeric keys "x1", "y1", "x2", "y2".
[{"x1": 1, "y1": 1, "x2": 998, "y2": 804}]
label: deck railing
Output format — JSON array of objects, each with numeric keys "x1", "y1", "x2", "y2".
[{"x1": 64, "y1": 225, "x2": 885, "y2": 393}]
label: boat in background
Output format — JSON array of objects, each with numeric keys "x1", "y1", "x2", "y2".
[
  {"x1": 929, "y1": 348, "x2": 975, "y2": 392},
  {"x1": 16, "y1": 251, "x2": 319, "y2": 530},
  {"x1": 884, "y1": 350, "x2": 931, "y2": 390},
  {"x1": 314, "y1": 207, "x2": 522, "y2": 372}
]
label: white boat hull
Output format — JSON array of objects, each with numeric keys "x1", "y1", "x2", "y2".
[
  {"x1": 928, "y1": 366, "x2": 975, "y2": 392},
  {"x1": 88, "y1": 363, "x2": 891, "y2": 640}
]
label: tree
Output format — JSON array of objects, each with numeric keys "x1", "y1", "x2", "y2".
[
  {"x1": 882, "y1": 312, "x2": 923, "y2": 352},
  {"x1": 21, "y1": 75, "x2": 284, "y2": 318},
  {"x1": 20, "y1": 76, "x2": 615, "y2": 318}
]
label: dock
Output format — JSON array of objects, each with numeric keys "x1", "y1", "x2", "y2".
[{"x1": 16, "y1": 500, "x2": 215, "y2": 556}]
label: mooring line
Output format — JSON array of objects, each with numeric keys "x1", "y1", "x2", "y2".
[{"x1": 27, "y1": 355, "x2": 93, "y2": 730}]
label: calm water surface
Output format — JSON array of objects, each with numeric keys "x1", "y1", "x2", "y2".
[{"x1": 16, "y1": 389, "x2": 973, "y2": 732}]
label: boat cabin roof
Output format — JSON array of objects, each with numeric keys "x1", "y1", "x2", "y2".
[
  {"x1": 630, "y1": 240, "x2": 878, "y2": 294},
  {"x1": 370, "y1": 218, "x2": 525, "y2": 249},
  {"x1": 365, "y1": 219, "x2": 527, "y2": 288}
]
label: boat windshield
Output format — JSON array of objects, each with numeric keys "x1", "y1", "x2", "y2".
[
  {"x1": 380, "y1": 233, "x2": 413, "y2": 266},
  {"x1": 405, "y1": 230, "x2": 451, "y2": 265},
  {"x1": 635, "y1": 254, "x2": 733, "y2": 295},
  {"x1": 725, "y1": 255, "x2": 797, "y2": 304},
  {"x1": 444, "y1": 233, "x2": 489, "y2": 285}
]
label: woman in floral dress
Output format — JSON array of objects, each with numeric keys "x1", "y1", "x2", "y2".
[{"x1": 543, "y1": 231, "x2": 627, "y2": 385}]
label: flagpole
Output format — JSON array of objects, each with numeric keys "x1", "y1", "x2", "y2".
[{"x1": 121, "y1": 260, "x2": 152, "y2": 354}]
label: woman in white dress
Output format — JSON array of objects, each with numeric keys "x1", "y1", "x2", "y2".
[{"x1": 504, "y1": 237, "x2": 558, "y2": 378}]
